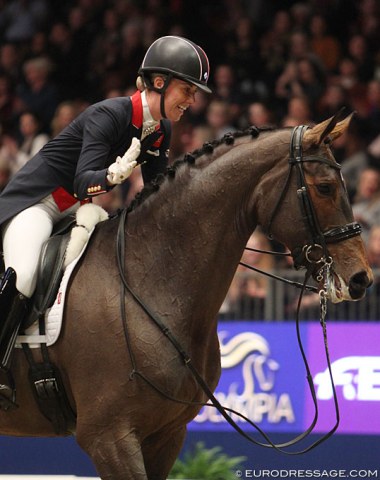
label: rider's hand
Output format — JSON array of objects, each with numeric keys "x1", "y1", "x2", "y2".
[{"x1": 107, "y1": 137, "x2": 141, "y2": 185}]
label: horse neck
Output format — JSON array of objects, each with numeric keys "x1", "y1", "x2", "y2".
[{"x1": 125, "y1": 132, "x2": 287, "y2": 333}]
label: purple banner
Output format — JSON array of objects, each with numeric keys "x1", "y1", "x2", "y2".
[
  {"x1": 190, "y1": 322, "x2": 307, "y2": 432},
  {"x1": 305, "y1": 323, "x2": 380, "y2": 434},
  {"x1": 188, "y1": 321, "x2": 380, "y2": 435}
]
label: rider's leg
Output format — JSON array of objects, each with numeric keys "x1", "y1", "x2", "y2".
[
  {"x1": 0, "y1": 195, "x2": 79, "y2": 399},
  {"x1": 0, "y1": 202, "x2": 55, "y2": 401},
  {"x1": 2, "y1": 202, "x2": 55, "y2": 298}
]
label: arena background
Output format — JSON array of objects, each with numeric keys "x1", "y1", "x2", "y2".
[{"x1": 1, "y1": 0, "x2": 380, "y2": 477}]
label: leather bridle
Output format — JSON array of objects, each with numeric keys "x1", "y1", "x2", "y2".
[
  {"x1": 267, "y1": 125, "x2": 361, "y2": 273},
  {"x1": 115, "y1": 125, "x2": 364, "y2": 455}
]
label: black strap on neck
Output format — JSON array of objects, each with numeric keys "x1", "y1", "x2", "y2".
[{"x1": 115, "y1": 209, "x2": 339, "y2": 455}]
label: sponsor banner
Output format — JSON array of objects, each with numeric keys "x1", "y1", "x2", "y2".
[
  {"x1": 190, "y1": 322, "x2": 307, "y2": 432},
  {"x1": 188, "y1": 321, "x2": 380, "y2": 435},
  {"x1": 305, "y1": 323, "x2": 380, "y2": 434}
]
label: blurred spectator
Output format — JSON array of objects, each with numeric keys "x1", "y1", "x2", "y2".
[
  {"x1": 317, "y1": 83, "x2": 348, "y2": 121},
  {"x1": 365, "y1": 223, "x2": 380, "y2": 314},
  {"x1": 220, "y1": 230, "x2": 275, "y2": 320},
  {"x1": 9, "y1": 111, "x2": 49, "y2": 173},
  {"x1": 0, "y1": 0, "x2": 50, "y2": 43},
  {"x1": 0, "y1": 74, "x2": 17, "y2": 133},
  {"x1": 50, "y1": 101, "x2": 81, "y2": 138},
  {"x1": 177, "y1": 124, "x2": 213, "y2": 159},
  {"x1": 26, "y1": 31, "x2": 49, "y2": 61},
  {"x1": 288, "y1": 30, "x2": 310, "y2": 61},
  {"x1": 0, "y1": 132, "x2": 17, "y2": 178},
  {"x1": 0, "y1": 157, "x2": 11, "y2": 193},
  {"x1": 275, "y1": 56, "x2": 326, "y2": 117},
  {"x1": 120, "y1": 20, "x2": 146, "y2": 88},
  {"x1": 369, "y1": 132, "x2": 380, "y2": 156},
  {"x1": 352, "y1": 167, "x2": 380, "y2": 242},
  {"x1": 245, "y1": 101, "x2": 275, "y2": 128},
  {"x1": 211, "y1": 64, "x2": 244, "y2": 126},
  {"x1": 48, "y1": 22, "x2": 85, "y2": 100},
  {"x1": 289, "y1": 2, "x2": 311, "y2": 32},
  {"x1": 225, "y1": 17, "x2": 264, "y2": 102},
  {"x1": 260, "y1": 10, "x2": 291, "y2": 91},
  {"x1": 183, "y1": 89, "x2": 210, "y2": 127},
  {"x1": 347, "y1": 34, "x2": 374, "y2": 83},
  {"x1": 358, "y1": 79, "x2": 380, "y2": 144},
  {"x1": 309, "y1": 13, "x2": 341, "y2": 73},
  {"x1": 88, "y1": 7, "x2": 122, "y2": 97},
  {"x1": 333, "y1": 56, "x2": 368, "y2": 115},
  {"x1": 281, "y1": 95, "x2": 313, "y2": 127},
  {"x1": 15, "y1": 57, "x2": 59, "y2": 133},
  {"x1": 0, "y1": 43, "x2": 22, "y2": 83},
  {"x1": 337, "y1": 122, "x2": 370, "y2": 199},
  {"x1": 206, "y1": 99, "x2": 236, "y2": 140},
  {"x1": 357, "y1": 0, "x2": 380, "y2": 54},
  {"x1": 366, "y1": 224, "x2": 380, "y2": 268}
]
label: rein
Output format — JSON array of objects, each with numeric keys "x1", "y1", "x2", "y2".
[
  {"x1": 115, "y1": 125, "x2": 361, "y2": 454},
  {"x1": 116, "y1": 209, "x2": 337, "y2": 454}
]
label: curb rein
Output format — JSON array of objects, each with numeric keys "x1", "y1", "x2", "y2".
[{"x1": 115, "y1": 125, "x2": 362, "y2": 454}]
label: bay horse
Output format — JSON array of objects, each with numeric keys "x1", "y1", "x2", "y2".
[{"x1": 0, "y1": 114, "x2": 373, "y2": 479}]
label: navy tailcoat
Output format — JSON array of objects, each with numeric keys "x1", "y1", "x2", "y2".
[{"x1": 0, "y1": 91, "x2": 171, "y2": 226}]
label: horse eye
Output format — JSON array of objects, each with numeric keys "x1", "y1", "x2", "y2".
[{"x1": 316, "y1": 183, "x2": 334, "y2": 195}]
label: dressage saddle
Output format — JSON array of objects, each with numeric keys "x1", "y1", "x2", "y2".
[{"x1": 0, "y1": 215, "x2": 77, "y2": 429}]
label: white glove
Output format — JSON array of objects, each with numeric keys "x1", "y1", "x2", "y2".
[{"x1": 107, "y1": 137, "x2": 141, "y2": 185}]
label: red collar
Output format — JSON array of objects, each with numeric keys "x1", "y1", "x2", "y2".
[{"x1": 131, "y1": 90, "x2": 143, "y2": 129}]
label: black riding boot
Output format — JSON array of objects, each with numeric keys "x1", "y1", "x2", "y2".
[{"x1": 0, "y1": 267, "x2": 29, "y2": 409}]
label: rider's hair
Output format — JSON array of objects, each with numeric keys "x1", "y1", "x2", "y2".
[{"x1": 136, "y1": 73, "x2": 168, "y2": 92}]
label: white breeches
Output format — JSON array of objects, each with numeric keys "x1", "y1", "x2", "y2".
[{"x1": 1, "y1": 194, "x2": 79, "y2": 298}]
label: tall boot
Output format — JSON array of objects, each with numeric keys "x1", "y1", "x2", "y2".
[{"x1": 0, "y1": 267, "x2": 29, "y2": 409}]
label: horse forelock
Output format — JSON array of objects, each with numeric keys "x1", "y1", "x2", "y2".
[{"x1": 127, "y1": 126, "x2": 279, "y2": 214}]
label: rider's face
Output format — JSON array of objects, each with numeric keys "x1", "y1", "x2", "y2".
[{"x1": 156, "y1": 77, "x2": 198, "y2": 122}]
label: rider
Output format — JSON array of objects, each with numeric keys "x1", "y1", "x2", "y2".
[{"x1": 0, "y1": 36, "x2": 211, "y2": 393}]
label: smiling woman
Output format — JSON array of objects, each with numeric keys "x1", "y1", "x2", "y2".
[{"x1": 0, "y1": 35, "x2": 212, "y2": 398}]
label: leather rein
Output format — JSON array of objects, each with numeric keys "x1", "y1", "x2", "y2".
[{"x1": 115, "y1": 125, "x2": 362, "y2": 454}]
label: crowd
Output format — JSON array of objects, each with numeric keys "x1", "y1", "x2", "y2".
[{"x1": 1, "y1": 0, "x2": 380, "y2": 319}]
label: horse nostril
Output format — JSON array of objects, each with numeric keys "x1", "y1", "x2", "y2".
[{"x1": 349, "y1": 271, "x2": 372, "y2": 299}]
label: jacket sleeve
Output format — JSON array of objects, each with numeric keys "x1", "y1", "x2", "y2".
[{"x1": 73, "y1": 102, "x2": 131, "y2": 200}]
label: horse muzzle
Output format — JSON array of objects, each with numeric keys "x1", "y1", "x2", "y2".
[{"x1": 327, "y1": 270, "x2": 373, "y2": 303}]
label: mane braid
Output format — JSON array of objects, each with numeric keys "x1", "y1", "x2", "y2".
[{"x1": 126, "y1": 125, "x2": 275, "y2": 214}]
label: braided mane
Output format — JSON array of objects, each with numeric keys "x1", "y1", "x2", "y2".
[{"x1": 126, "y1": 125, "x2": 276, "y2": 214}]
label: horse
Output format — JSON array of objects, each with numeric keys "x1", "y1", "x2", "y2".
[{"x1": 0, "y1": 113, "x2": 373, "y2": 479}]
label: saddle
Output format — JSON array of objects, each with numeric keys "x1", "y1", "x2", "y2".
[
  {"x1": 0, "y1": 215, "x2": 76, "y2": 429},
  {"x1": 1, "y1": 204, "x2": 108, "y2": 430},
  {"x1": 24, "y1": 215, "x2": 75, "y2": 329}
]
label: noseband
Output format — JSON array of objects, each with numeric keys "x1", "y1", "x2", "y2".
[{"x1": 267, "y1": 125, "x2": 361, "y2": 272}]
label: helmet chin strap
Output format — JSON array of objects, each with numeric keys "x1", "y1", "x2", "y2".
[
  {"x1": 143, "y1": 73, "x2": 173, "y2": 119},
  {"x1": 158, "y1": 74, "x2": 173, "y2": 119}
]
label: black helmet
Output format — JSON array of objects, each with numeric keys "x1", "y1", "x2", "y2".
[{"x1": 139, "y1": 36, "x2": 211, "y2": 93}]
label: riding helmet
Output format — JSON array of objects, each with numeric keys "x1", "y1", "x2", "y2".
[{"x1": 139, "y1": 36, "x2": 211, "y2": 93}]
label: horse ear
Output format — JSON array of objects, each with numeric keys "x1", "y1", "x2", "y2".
[{"x1": 303, "y1": 109, "x2": 353, "y2": 146}]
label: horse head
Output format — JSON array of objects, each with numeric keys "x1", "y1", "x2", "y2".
[{"x1": 257, "y1": 112, "x2": 373, "y2": 302}]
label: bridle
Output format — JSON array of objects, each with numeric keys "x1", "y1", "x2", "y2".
[
  {"x1": 115, "y1": 125, "x2": 363, "y2": 455},
  {"x1": 267, "y1": 125, "x2": 361, "y2": 274}
]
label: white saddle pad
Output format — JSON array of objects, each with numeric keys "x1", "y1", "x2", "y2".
[{"x1": 15, "y1": 204, "x2": 108, "y2": 348}]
